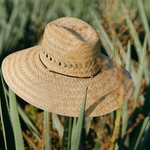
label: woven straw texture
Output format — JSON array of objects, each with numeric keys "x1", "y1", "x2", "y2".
[{"x1": 2, "y1": 17, "x2": 134, "y2": 117}]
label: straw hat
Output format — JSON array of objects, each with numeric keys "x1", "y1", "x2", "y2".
[{"x1": 2, "y1": 17, "x2": 134, "y2": 117}]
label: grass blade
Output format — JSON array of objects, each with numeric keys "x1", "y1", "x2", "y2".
[
  {"x1": 71, "y1": 87, "x2": 88, "y2": 150},
  {"x1": 9, "y1": 88, "x2": 24, "y2": 150},
  {"x1": 0, "y1": 69, "x2": 15, "y2": 150}
]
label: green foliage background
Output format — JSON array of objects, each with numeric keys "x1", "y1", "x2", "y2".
[{"x1": 0, "y1": 0, "x2": 150, "y2": 149}]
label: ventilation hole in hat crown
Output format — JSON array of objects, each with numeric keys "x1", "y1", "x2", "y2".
[
  {"x1": 91, "y1": 59, "x2": 96, "y2": 65},
  {"x1": 91, "y1": 60, "x2": 94, "y2": 65},
  {"x1": 64, "y1": 63, "x2": 67, "y2": 67},
  {"x1": 43, "y1": 53, "x2": 97, "y2": 70}
]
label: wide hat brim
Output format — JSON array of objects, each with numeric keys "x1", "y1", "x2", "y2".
[{"x1": 2, "y1": 45, "x2": 134, "y2": 117}]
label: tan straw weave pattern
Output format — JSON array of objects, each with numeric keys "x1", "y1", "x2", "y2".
[
  {"x1": 2, "y1": 17, "x2": 134, "y2": 117},
  {"x1": 40, "y1": 17, "x2": 101, "y2": 77}
]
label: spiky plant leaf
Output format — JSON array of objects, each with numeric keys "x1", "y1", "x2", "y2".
[
  {"x1": 137, "y1": 122, "x2": 150, "y2": 150},
  {"x1": 9, "y1": 88, "x2": 24, "y2": 150},
  {"x1": 133, "y1": 34, "x2": 148, "y2": 103},
  {"x1": 62, "y1": 117, "x2": 72, "y2": 150},
  {"x1": 121, "y1": 1, "x2": 149, "y2": 84},
  {"x1": 138, "y1": 0, "x2": 150, "y2": 48},
  {"x1": 52, "y1": 113, "x2": 64, "y2": 139},
  {"x1": 71, "y1": 88, "x2": 87, "y2": 150},
  {"x1": 0, "y1": 69, "x2": 15, "y2": 150},
  {"x1": 17, "y1": 104, "x2": 40, "y2": 140}
]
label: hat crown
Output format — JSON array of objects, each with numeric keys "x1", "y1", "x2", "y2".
[{"x1": 40, "y1": 17, "x2": 101, "y2": 77}]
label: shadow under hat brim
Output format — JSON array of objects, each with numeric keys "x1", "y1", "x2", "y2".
[{"x1": 2, "y1": 45, "x2": 134, "y2": 117}]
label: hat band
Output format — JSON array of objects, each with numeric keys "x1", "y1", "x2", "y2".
[{"x1": 39, "y1": 50, "x2": 101, "y2": 78}]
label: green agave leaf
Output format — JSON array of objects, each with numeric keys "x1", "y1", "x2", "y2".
[
  {"x1": 31, "y1": 0, "x2": 42, "y2": 22},
  {"x1": 121, "y1": 2, "x2": 142, "y2": 58},
  {"x1": 62, "y1": 2, "x2": 73, "y2": 17},
  {"x1": 9, "y1": 88, "x2": 24, "y2": 150},
  {"x1": 4, "y1": 0, "x2": 19, "y2": 46},
  {"x1": 94, "y1": 116, "x2": 107, "y2": 149},
  {"x1": 0, "y1": 0, "x2": 7, "y2": 55},
  {"x1": 84, "y1": 117, "x2": 93, "y2": 136},
  {"x1": 137, "y1": 121, "x2": 150, "y2": 150},
  {"x1": 0, "y1": 69, "x2": 15, "y2": 150},
  {"x1": 89, "y1": 5, "x2": 138, "y2": 89},
  {"x1": 89, "y1": 7, "x2": 113, "y2": 57},
  {"x1": 52, "y1": 113, "x2": 64, "y2": 139},
  {"x1": 121, "y1": 1, "x2": 149, "y2": 84},
  {"x1": 71, "y1": 88, "x2": 87, "y2": 150},
  {"x1": 118, "y1": 109, "x2": 139, "y2": 150},
  {"x1": 133, "y1": 34, "x2": 148, "y2": 104},
  {"x1": 43, "y1": 111, "x2": 51, "y2": 150},
  {"x1": 71, "y1": 117, "x2": 77, "y2": 141},
  {"x1": 62, "y1": 117, "x2": 72, "y2": 150},
  {"x1": 138, "y1": 0, "x2": 150, "y2": 48},
  {"x1": 17, "y1": 104, "x2": 40, "y2": 141},
  {"x1": 120, "y1": 83, "x2": 150, "y2": 150},
  {"x1": 128, "y1": 121, "x2": 144, "y2": 150},
  {"x1": 133, "y1": 116, "x2": 150, "y2": 150},
  {"x1": 44, "y1": 0, "x2": 63, "y2": 25},
  {"x1": 94, "y1": 141, "x2": 100, "y2": 150},
  {"x1": 133, "y1": 83, "x2": 150, "y2": 150},
  {"x1": 8, "y1": 1, "x2": 29, "y2": 52},
  {"x1": 85, "y1": 118, "x2": 98, "y2": 149},
  {"x1": 114, "y1": 143, "x2": 119, "y2": 150},
  {"x1": 121, "y1": 40, "x2": 131, "y2": 139},
  {"x1": 73, "y1": 0, "x2": 83, "y2": 17},
  {"x1": 126, "y1": 40, "x2": 131, "y2": 72}
]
